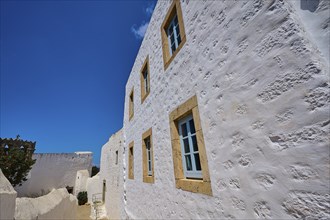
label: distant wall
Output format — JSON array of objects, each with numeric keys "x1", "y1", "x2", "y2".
[
  {"x1": 99, "y1": 129, "x2": 124, "y2": 220},
  {"x1": 86, "y1": 174, "x2": 102, "y2": 204},
  {"x1": 0, "y1": 169, "x2": 17, "y2": 220},
  {"x1": 15, "y1": 188, "x2": 77, "y2": 220},
  {"x1": 74, "y1": 169, "x2": 89, "y2": 196},
  {"x1": 15, "y1": 152, "x2": 92, "y2": 197}
]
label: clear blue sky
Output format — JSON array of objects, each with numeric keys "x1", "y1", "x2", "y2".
[{"x1": 0, "y1": 0, "x2": 156, "y2": 166}]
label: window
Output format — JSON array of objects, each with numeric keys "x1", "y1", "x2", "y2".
[
  {"x1": 140, "y1": 56, "x2": 150, "y2": 103},
  {"x1": 178, "y1": 115, "x2": 202, "y2": 179},
  {"x1": 128, "y1": 142, "x2": 134, "y2": 179},
  {"x1": 142, "y1": 128, "x2": 154, "y2": 183},
  {"x1": 129, "y1": 88, "x2": 134, "y2": 120},
  {"x1": 115, "y1": 150, "x2": 118, "y2": 165},
  {"x1": 169, "y1": 95, "x2": 212, "y2": 196},
  {"x1": 161, "y1": 0, "x2": 186, "y2": 70}
]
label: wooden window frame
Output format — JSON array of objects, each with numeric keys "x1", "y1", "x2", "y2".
[
  {"x1": 161, "y1": 0, "x2": 186, "y2": 70},
  {"x1": 129, "y1": 88, "x2": 134, "y2": 121},
  {"x1": 142, "y1": 128, "x2": 154, "y2": 183},
  {"x1": 140, "y1": 56, "x2": 150, "y2": 104},
  {"x1": 128, "y1": 141, "x2": 134, "y2": 180},
  {"x1": 169, "y1": 95, "x2": 212, "y2": 196}
]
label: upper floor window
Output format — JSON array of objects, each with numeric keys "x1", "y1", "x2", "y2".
[
  {"x1": 140, "y1": 56, "x2": 150, "y2": 103},
  {"x1": 128, "y1": 142, "x2": 134, "y2": 179},
  {"x1": 161, "y1": 0, "x2": 186, "y2": 70},
  {"x1": 129, "y1": 88, "x2": 134, "y2": 120},
  {"x1": 167, "y1": 15, "x2": 181, "y2": 56}
]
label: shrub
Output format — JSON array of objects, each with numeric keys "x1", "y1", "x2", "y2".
[{"x1": 77, "y1": 191, "x2": 88, "y2": 205}]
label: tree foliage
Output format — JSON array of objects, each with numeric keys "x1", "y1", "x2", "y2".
[
  {"x1": 0, "y1": 146, "x2": 36, "y2": 187},
  {"x1": 91, "y1": 165, "x2": 100, "y2": 177}
]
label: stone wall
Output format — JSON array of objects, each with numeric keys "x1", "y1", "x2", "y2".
[
  {"x1": 0, "y1": 169, "x2": 17, "y2": 220},
  {"x1": 15, "y1": 152, "x2": 92, "y2": 197},
  {"x1": 15, "y1": 188, "x2": 77, "y2": 220},
  {"x1": 121, "y1": 0, "x2": 329, "y2": 219},
  {"x1": 74, "y1": 169, "x2": 89, "y2": 196},
  {"x1": 99, "y1": 129, "x2": 125, "y2": 219}
]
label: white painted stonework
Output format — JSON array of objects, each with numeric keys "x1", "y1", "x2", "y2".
[
  {"x1": 86, "y1": 173, "x2": 102, "y2": 204},
  {"x1": 15, "y1": 152, "x2": 92, "y2": 197},
  {"x1": 74, "y1": 169, "x2": 89, "y2": 196},
  {"x1": 99, "y1": 129, "x2": 124, "y2": 219},
  {"x1": 0, "y1": 169, "x2": 17, "y2": 220},
  {"x1": 117, "y1": 0, "x2": 330, "y2": 219},
  {"x1": 15, "y1": 188, "x2": 78, "y2": 220}
]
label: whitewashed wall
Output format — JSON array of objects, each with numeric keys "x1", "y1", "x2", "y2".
[
  {"x1": 74, "y1": 169, "x2": 89, "y2": 196},
  {"x1": 15, "y1": 188, "x2": 77, "y2": 220},
  {"x1": 0, "y1": 169, "x2": 17, "y2": 220},
  {"x1": 122, "y1": 0, "x2": 329, "y2": 219},
  {"x1": 15, "y1": 152, "x2": 92, "y2": 197},
  {"x1": 99, "y1": 129, "x2": 125, "y2": 220}
]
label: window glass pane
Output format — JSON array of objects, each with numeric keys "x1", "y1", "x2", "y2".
[
  {"x1": 183, "y1": 138, "x2": 190, "y2": 153},
  {"x1": 194, "y1": 153, "x2": 201, "y2": 171},
  {"x1": 189, "y1": 119, "x2": 196, "y2": 134},
  {"x1": 191, "y1": 135, "x2": 198, "y2": 152},
  {"x1": 148, "y1": 149, "x2": 151, "y2": 160},
  {"x1": 181, "y1": 123, "x2": 187, "y2": 137},
  {"x1": 148, "y1": 161, "x2": 151, "y2": 171},
  {"x1": 169, "y1": 24, "x2": 174, "y2": 35},
  {"x1": 177, "y1": 34, "x2": 182, "y2": 46},
  {"x1": 174, "y1": 15, "x2": 178, "y2": 25},
  {"x1": 175, "y1": 25, "x2": 180, "y2": 36},
  {"x1": 170, "y1": 34, "x2": 175, "y2": 44},
  {"x1": 185, "y1": 155, "x2": 192, "y2": 170},
  {"x1": 171, "y1": 44, "x2": 176, "y2": 53}
]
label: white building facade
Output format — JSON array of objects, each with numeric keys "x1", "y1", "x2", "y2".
[{"x1": 99, "y1": 0, "x2": 329, "y2": 219}]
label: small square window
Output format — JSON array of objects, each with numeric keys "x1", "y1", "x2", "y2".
[
  {"x1": 128, "y1": 142, "x2": 134, "y2": 180},
  {"x1": 140, "y1": 56, "x2": 150, "y2": 103},
  {"x1": 115, "y1": 150, "x2": 118, "y2": 165},
  {"x1": 161, "y1": 0, "x2": 186, "y2": 70},
  {"x1": 129, "y1": 88, "x2": 134, "y2": 120},
  {"x1": 142, "y1": 128, "x2": 154, "y2": 183}
]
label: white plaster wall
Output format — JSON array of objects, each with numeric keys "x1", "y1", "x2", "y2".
[
  {"x1": 15, "y1": 152, "x2": 92, "y2": 197},
  {"x1": 86, "y1": 174, "x2": 102, "y2": 204},
  {"x1": 15, "y1": 188, "x2": 77, "y2": 220},
  {"x1": 74, "y1": 169, "x2": 89, "y2": 196},
  {"x1": 99, "y1": 129, "x2": 124, "y2": 220},
  {"x1": 122, "y1": 0, "x2": 330, "y2": 219},
  {"x1": 0, "y1": 169, "x2": 17, "y2": 220}
]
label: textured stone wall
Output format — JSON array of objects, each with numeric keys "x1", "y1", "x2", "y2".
[
  {"x1": 15, "y1": 152, "x2": 92, "y2": 197},
  {"x1": 122, "y1": 0, "x2": 329, "y2": 219}
]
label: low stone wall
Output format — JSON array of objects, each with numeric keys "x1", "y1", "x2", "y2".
[
  {"x1": 0, "y1": 169, "x2": 17, "y2": 220},
  {"x1": 15, "y1": 188, "x2": 78, "y2": 220},
  {"x1": 15, "y1": 152, "x2": 92, "y2": 197}
]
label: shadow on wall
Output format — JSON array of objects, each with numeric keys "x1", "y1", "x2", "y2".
[{"x1": 301, "y1": 0, "x2": 320, "y2": 12}]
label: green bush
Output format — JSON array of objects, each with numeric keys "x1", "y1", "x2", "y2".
[{"x1": 77, "y1": 191, "x2": 88, "y2": 205}]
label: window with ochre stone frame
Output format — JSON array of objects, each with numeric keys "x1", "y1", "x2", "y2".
[
  {"x1": 128, "y1": 142, "x2": 134, "y2": 180},
  {"x1": 142, "y1": 128, "x2": 154, "y2": 183},
  {"x1": 161, "y1": 0, "x2": 186, "y2": 70},
  {"x1": 129, "y1": 88, "x2": 134, "y2": 121},
  {"x1": 169, "y1": 95, "x2": 212, "y2": 196},
  {"x1": 140, "y1": 56, "x2": 150, "y2": 103}
]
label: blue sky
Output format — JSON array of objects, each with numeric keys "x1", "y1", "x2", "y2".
[{"x1": 0, "y1": 0, "x2": 157, "y2": 166}]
